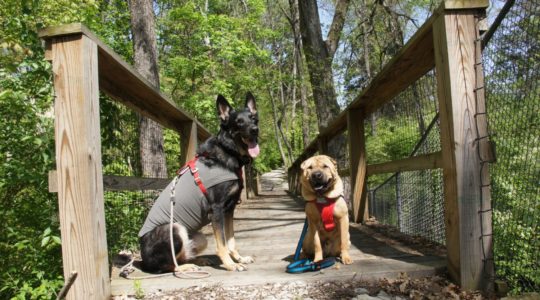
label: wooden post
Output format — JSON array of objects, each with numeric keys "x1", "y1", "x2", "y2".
[
  {"x1": 179, "y1": 120, "x2": 198, "y2": 164},
  {"x1": 50, "y1": 34, "x2": 110, "y2": 299},
  {"x1": 348, "y1": 109, "x2": 368, "y2": 223},
  {"x1": 433, "y1": 4, "x2": 493, "y2": 291}
]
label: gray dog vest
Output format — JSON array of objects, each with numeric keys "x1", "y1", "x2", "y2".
[{"x1": 139, "y1": 160, "x2": 239, "y2": 237}]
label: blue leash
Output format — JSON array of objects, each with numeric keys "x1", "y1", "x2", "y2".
[{"x1": 286, "y1": 218, "x2": 336, "y2": 273}]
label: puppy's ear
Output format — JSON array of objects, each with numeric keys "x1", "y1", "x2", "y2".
[
  {"x1": 216, "y1": 94, "x2": 233, "y2": 122},
  {"x1": 245, "y1": 92, "x2": 257, "y2": 115},
  {"x1": 329, "y1": 157, "x2": 337, "y2": 168},
  {"x1": 300, "y1": 157, "x2": 312, "y2": 171}
]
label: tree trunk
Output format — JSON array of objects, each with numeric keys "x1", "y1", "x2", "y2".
[
  {"x1": 359, "y1": 0, "x2": 377, "y2": 136},
  {"x1": 288, "y1": 0, "x2": 310, "y2": 148},
  {"x1": 269, "y1": 88, "x2": 289, "y2": 167},
  {"x1": 129, "y1": 0, "x2": 168, "y2": 178},
  {"x1": 298, "y1": 0, "x2": 350, "y2": 158}
]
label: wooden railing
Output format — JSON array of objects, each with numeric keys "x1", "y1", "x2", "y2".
[
  {"x1": 40, "y1": 24, "x2": 214, "y2": 299},
  {"x1": 288, "y1": 1, "x2": 493, "y2": 292}
]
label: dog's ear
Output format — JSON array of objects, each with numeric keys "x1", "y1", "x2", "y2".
[
  {"x1": 328, "y1": 156, "x2": 337, "y2": 168},
  {"x1": 216, "y1": 94, "x2": 233, "y2": 122},
  {"x1": 245, "y1": 92, "x2": 257, "y2": 115},
  {"x1": 300, "y1": 157, "x2": 313, "y2": 171}
]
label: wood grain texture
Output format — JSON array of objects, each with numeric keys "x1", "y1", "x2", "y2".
[
  {"x1": 40, "y1": 23, "x2": 211, "y2": 141},
  {"x1": 434, "y1": 10, "x2": 491, "y2": 290},
  {"x1": 366, "y1": 152, "x2": 443, "y2": 175},
  {"x1": 347, "y1": 109, "x2": 368, "y2": 223},
  {"x1": 49, "y1": 171, "x2": 171, "y2": 192},
  {"x1": 443, "y1": 0, "x2": 489, "y2": 10},
  {"x1": 110, "y1": 175, "x2": 446, "y2": 295},
  {"x1": 179, "y1": 120, "x2": 198, "y2": 165},
  {"x1": 52, "y1": 34, "x2": 110, "y2": 299}
]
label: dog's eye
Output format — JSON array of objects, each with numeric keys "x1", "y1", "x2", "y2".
[
  {"x1": 307, "y1": 166, "x2": 313, "y2": 170},
  {"x1": 236, "y1": 119, "x2": 244, "y2": 125},
  {"x1": 323, "y1": 165, "x2": 329, "y2": 169}
]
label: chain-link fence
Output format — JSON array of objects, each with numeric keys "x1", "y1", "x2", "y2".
[
  {"x1": 483, "y1": 0, "x2": 539, "y2": 294},
  {"x1": 100, "y1": 96, "x2": 182, "y2": 256},
  {"x1": 366, "y1": 71, "x2": 445, "y2": 245},
  {"x1": 367, "y1": 0, "x2": 538, "y2": 294}
]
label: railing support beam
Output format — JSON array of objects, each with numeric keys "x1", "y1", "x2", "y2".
[
  {"x1": 348, "y1": 109, "x2": 368, "y2": 223},
  {"x1": 179, "y1": 120, "x2": 198, "y2": 165},
  {"x1": 433, "y1": 5, "x2": 493, "y2": 291},
  {"x1": 50, "y1": 34, "x2": 110, "y2": 299}
]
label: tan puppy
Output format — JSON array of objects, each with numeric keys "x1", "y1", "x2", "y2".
[{"x1": 300, "y1": 155, "x2": 353, "y2": 265}]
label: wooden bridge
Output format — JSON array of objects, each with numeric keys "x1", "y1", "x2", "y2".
[
  {"x1": 110, "y1": 170, "x2": 445, "y2": 295},
  {"x1": 41, "y1": 1, "x2": 493, "y2": 299}
]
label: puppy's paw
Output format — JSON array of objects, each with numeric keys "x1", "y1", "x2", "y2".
[
  {"x1": 224, "y1": 263, "x2": 248, "y2": 272},
  {"x1": 341, "y1": 253, "x2": 353, "y2": 265},
  {"x1": 236, "y1": 255, "x2": 254, "y2": 264},
  {"x1": 175, "y1": 263, "x2": 201, "y2": 273}
]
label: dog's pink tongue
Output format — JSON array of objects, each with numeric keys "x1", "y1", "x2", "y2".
[{"x1": 248, "y1": 142, "x2": 260, "y2": 158}]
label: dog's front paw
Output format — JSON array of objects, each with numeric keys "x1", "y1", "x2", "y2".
[
  {"x1": 224, "y1": 263, "x2": 248, "y2": 272},
  {"x1": 236, "y1": 255, "x2": 254, "y2": 264},
  {"x1": 341, "y1": 253, "x2": 353, "y2": 265}
]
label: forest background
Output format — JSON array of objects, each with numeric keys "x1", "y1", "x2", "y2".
[{"x1": 1, "y1": 0, "x2": 537, "y2": 298}]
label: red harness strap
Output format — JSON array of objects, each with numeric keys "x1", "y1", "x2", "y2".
[
  {"x1": 176, "y1": 154, "x2": 243, "y2": 199},
  {"x1": 314, "y1": 197, "x2": 337, "y2": 232},
  {"x1": 177, "y1": 155, "x2": 209, "y2": 198}
]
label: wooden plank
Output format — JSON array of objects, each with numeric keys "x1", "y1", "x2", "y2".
[
  {"x1": 111, "y1": 171, "x2": 446, "y2": 295},
  {"x1": 433, "y1": 9, "x2": 490, "y2": 291},
  {"x1": 51, "y1": 34, "x2": 110, "y2": 299},
  {"x1": 443, "y1": 0, "x2": 489, "y2": 10},
  {"x1": 102, "y1": 175, "x2": 170, "y2": 191},
  {"x1": 366, "y1": 152, "x2": 443, "y2": 175},
  {"x1": 347, "y1": 109, "x2": 368, "y2": 223},
  {"x1": 48, "y1": 170, "x2": 57, "y2": 193},
  {"x1": 39, "y1": 23, "x2": 211, "y2": 142},
  {"x1": 179, "y1": 120, "x2": 198, "y2": 164},
  {"x1": 49, "y1": 171, "x2": 171, "y2": 192}
]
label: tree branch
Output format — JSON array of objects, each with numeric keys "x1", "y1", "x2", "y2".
[{"x1": 325, "y1": 0, "x2": 351, "y2": 58}]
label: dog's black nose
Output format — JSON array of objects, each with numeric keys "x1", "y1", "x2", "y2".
[
  {"x1": 312, "y1": 171, "x2": 323, "y2": 179},
  {"x1": 250, "y1": 126, "x2": 259, "y2": 135}
]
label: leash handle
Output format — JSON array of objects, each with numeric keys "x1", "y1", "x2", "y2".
[
  {"x1": 286, "y1": 257, "x2": 336, "y2": 273},
  {"x1": 286, "y1": 218, "x2": 336, "y2": 273}
]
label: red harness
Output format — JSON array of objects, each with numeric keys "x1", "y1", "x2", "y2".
[
  {"x1": 312, "y1": 196, "x2": 338, "y2": 232},
  {"x1": 177, "y1": 154, "x2": 243, "y2": 199}
]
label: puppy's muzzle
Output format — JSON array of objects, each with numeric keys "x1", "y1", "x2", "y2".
[{"x1": 310, "y1": 171, "x2": 331, "y2": 193}]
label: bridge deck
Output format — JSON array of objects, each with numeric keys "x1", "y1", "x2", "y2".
[{"x1": 111, "y1": 170, "x2": 446, "y2": 296}]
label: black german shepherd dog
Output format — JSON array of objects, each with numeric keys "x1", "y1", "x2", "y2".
[{"x1": 139, "y1": 93, "x2": 259, "y2": 273}]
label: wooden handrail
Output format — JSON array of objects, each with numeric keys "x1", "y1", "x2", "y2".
[
  {"x1": 289, "y1": 0, "x2": 489, "y2": 169},
  {"x1": 288, "y1": 0, "x2": 493, "y2": 292},
  {"x1": 39, "y1": 23, "x2": 211, "y2": 142}
]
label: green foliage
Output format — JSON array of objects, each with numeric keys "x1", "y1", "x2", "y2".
[
  {"x1": 133, "y1": 279, "x2": 145, "y2": 299},
  {"x1": 159, "y1": 0, "x2": 272, "y2": 132},
  {"x1": 484, "y1": 4, "x2": 539, "y2": 292},
  {"x1": 105, "y1": 191, "x2": 152, "y2": 254},
  {"x1": 0, "y1": 0, "x2": 133, "y2": 297},
  {"x1": 364, "y1": 118, "x2": 418, "y2": 187},
  {"x1": 1, "y1": 0, "x2": 536, "y2": 297}
]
